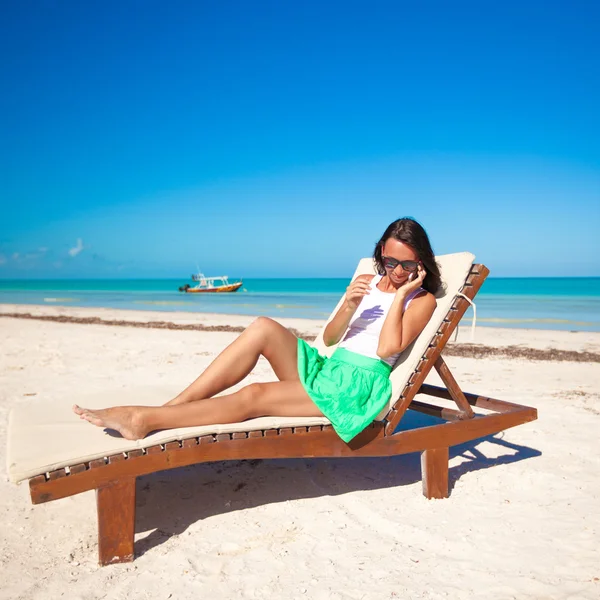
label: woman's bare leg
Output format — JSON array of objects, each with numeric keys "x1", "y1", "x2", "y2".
[
  {"x1": 165, "y1": 317, "x2": 300, "y2": 406},
  {"x1": 73, "y1": 380, "x2": 323, "y2": 440}
]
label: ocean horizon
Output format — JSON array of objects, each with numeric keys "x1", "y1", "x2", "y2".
[{"x1": 1, "y1": 276, "x2": 599, "y2": 332}]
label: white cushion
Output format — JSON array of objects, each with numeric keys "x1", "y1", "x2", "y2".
[{"x1": 7, "y1": 386, "x2": 329, "y2": 483}]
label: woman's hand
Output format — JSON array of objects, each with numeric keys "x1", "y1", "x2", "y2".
[
  {"x1": 345, "y1": 276, "x2": 372, "y2": 310},
  {"x1": 397, "y1": 263, "x2": 426, "y2": 297},
  {"x1": 324, "y1": 275, "x2": 373, "y2": 345}
]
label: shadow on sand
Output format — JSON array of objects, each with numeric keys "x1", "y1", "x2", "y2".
[{"x1": 133, "y1": 410, "x2": 541, "y2": 557}]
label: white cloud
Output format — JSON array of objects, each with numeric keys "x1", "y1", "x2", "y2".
[
  {"x1": 68, "y1": 238, "x2": 84, "y2": 257},
  {"x1": 0, "y1": 247, "x2": 52, "y2": 269}
]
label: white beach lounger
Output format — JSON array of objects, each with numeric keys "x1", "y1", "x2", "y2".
[{"x1": 7, "y1": 253, "x2": 537, "y2": 565}]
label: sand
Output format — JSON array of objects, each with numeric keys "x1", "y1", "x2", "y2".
[{"x1": 1, "y1": 304, "x2": 599, "y2": 600}]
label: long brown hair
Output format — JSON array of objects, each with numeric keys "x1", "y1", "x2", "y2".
[{"x1": 373, "y1": 218, "x2": 442, "y2": 295}]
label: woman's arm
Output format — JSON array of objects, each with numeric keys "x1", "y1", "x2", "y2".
[
  {"x1": 376, "y1": 292, "x2": 436, "y2": 358},
  {"x1": 323, "y1": 274, "x2": 374, "y2": 346},
  {"x1": 377, "y1": 266, "x2": 436, "y2": 358}
]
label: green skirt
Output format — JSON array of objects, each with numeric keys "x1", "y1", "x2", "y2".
[{"x1": 297, "y1": 339, "x2": 392, "y2": 443}]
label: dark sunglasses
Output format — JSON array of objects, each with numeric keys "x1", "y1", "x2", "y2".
[{"x1": 381, "y1": 256, "x2": 420, "y2": 272}]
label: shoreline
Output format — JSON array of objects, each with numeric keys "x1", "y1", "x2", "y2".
[{"x1": 3, "y1": 303, "x2": 600, "y2": 363}]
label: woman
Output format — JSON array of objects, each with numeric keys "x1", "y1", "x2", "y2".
[{"x1": 73, "y1": 218, "x2": 441, "y2": 443}]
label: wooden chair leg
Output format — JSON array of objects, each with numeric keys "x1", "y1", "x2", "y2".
[
  {"x1": 434, "y1": 357, "x2": 475, "y2": 419},
  {"x1": 96, "y1": 478, "x2": 136, "y2": 565},
  {"x1": 421, "y1": 447, "x2": 449, "y2": 499}
]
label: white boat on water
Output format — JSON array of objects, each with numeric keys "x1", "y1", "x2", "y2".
[{"x1": 178, "y1": 271, "x2": 243, "y2": 293}]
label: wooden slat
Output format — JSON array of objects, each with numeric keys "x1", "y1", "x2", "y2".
[
  {"x1": 414, "y1": 357, "x2": 427, "y2": 373},
  {"x1": 434, "y1": 357, "x2": 475, "y2": 419},
  {"x1": 29, "y1": 474, "x2": 46, "y2": 488},
  {"x1": 48, "y1": 469, "x2": 66, "y2": 481},
  {"x1": 408, "y1": 371, "x2": 420, "y2": 385},
  {"x1": 164, "y1": 441, "x2": 181, "y2": 451},
  {"x1": 452, "y1": 293, "x2": 469, "y2": 307},
  {"x1": 108, "y1": 454, "x2": 125, "y2": 465},
  {"x1": 127, "y1": 449, "x2": 145, "y2": 458},
  {"x1": 465, "y1": 268, "x2": 480, "y2": 282},
  {"x1": 90, "y1": 458, "x2": 107, "y2": 469},
  {"x1": 422, "y1": 346, "x2": 437, "y2": 362},
  {"x1": 408, "y1": 400, "x2": 463, "y2": 421},
  {"x1": 199, "y1": 435, "x2": 214, "y2": 444},
  {"x1": 264, "y1": 429, "x2": 278, "y2": 437},
  {"x1": 69, "y1": 463, "x2": 87, "y2": 476},
  {"x1": 385, "y1": 409, "x2": 399, "y2": 427},
  {"x1": 279, "y1": 428, "x2": 293, "y2": 435},
  {"x1": 400, "y1": 384, "x2": 414, "y2": 401},
  {"x1": 231, "y1": 432, "x2": 248, "y2": 440},
  {"x1": 216, "y1": 433, "x2": 231, "y2": 442},
  {"x1": 437, "y1": 321, "x2": 452, "y2": 336},
  {"x1": 182, "y1": 438, "x2": 198, "y2": 448},
  {"x1": 145, "y1": 445, "x2": 163, "y2": 455},
  {"x1": 419, "y1": 383, "x2": 527, "y2": 413},
  {"x1": 248, "y1": 430, "x2": 263, "y2": 438},
  {"x1": 428, "y1": 334, "x2": 443, "y2": 350}
]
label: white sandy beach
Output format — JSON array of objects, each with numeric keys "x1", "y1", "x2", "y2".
[{"x1": 1, "y1": 305, "x2": 599, "y2": 600}]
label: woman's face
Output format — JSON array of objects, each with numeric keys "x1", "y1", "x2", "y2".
[{"x1": 381, "y1": 239, "x2": 419, "y2": 285}]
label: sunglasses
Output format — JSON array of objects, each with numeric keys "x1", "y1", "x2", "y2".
[{"x1": 381, "y1": 256, "x2": 420, "y2": 272}]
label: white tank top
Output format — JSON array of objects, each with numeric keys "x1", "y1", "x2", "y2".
[{"x1": 338, "y1": 275, "x2": 425, "y2": 368}]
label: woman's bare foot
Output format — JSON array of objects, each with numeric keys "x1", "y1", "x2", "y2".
[{"x1": 72, "y1": 405, "x2": 148, "y2": 440}]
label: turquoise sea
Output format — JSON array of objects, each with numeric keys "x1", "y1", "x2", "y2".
[{"x1": 1, "y1": 277, "x2": 599, "y2": 332}]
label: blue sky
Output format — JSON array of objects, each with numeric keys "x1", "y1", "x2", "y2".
[{"x1": 1, "y1": 0, "x2": 599, "y2": 278}]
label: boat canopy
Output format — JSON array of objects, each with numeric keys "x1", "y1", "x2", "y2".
[{"x1": 191, "y1": 273, "x2": 233, "y2": 287}]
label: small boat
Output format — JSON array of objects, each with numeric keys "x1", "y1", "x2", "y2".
[{"x1": 179, "y1": 272, "x2": 243, "y2": 293}]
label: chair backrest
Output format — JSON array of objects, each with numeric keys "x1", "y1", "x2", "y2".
[{"x1": 312, "y1": 252, "x2": 476, "y2": 420}]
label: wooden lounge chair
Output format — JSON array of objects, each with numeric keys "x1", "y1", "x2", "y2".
[{"x1": 7, "y1": 252, "x2": 537, "y2": 566}]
